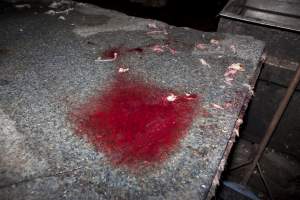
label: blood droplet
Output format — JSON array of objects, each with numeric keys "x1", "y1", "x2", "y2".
[{"x1": 70, "y1": 74, "x2": 203, "y2": 169}]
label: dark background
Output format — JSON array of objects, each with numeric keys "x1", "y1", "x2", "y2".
[{"x1": 80, "y1": 0, "x2": 229, "y2": 31}]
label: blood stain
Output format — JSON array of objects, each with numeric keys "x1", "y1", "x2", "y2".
[
  {"x1": 100, "y1": 47, "x2": 143, "y2": 60},
  {"x1": 101, "y1": 48, "x2": 121, "y2": 60},
  {"x1": 127, "y1": 47, "x2": 143, "y2": 53},
  {"x1": 70, "y1": 74, "x2": 204, "y2": 169}
]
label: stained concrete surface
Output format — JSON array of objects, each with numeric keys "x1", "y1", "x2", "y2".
[{"x1": 0, "y1": 1, "x2": 264, "y2": 199}]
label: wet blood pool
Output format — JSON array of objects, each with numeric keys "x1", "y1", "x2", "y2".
[{"x1": 71, "y1": 74, "x2": 200, "y2": 168}]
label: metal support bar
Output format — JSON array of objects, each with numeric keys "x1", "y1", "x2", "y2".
[
  {"x1": 257, "y1": 162, "x2": 274, "y2": 200},
  {"x1": 242, "y1": 65, "x2": 300, "y2": 185},
  {"x1": 229, "y1": 160, "x2": 253, "y2": 171}
]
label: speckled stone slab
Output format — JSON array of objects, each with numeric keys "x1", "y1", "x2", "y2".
[{"x1": 0, "y1": 1, "x2": 264, "y2": 199}]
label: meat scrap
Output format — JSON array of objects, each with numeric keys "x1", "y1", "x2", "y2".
[
  {"x1": 149, "y1": 44, "x2": 176, "y2": 54},
  {"x1": 146, "y1": 22, "x2": 168, "y2": 35},
  {"x1": 234, "y1": 118, "x2": 243, "y2": 137},
  {"x1": 58, "y1": 16, "x2": 66, "y2": 20},
  {"x1": 228, "y1": 63, "x2": 245, "y2": 71},
  {"x1": 147, "y1": 23, "x2": 159, "y2": 29},
  {"x1": 45, "y1": 10, "x2": 56, "y2": 15},
  {"x1": 118, "y1": 67, "x2": 129, "y2": 73},
  {"x1": 211, "y1": 103, "x2": 224, "y2": 110},
  {"x1": 195, "y1": 43, "x2": 207, "y2": 50},
  {"x1": 224, "y1": 69, "x2": 238, "y2": 77},
  {"x1": 224, "y1": 63, "x2": 245, "y2": 85},
  {"x1": 210, "y1": 39, "x2": 219, "y2": 45},
  {"x1": 166, "y1": 93, "x2": 177, "y2": 102},
  {"x1": 150, "y1": 45, "x2": 164, "y2": 53},
  {"x1": 199, "y1": 58, "x2": 210, "y2": 68},
  {"x1": 95, "y1": 52, "x2": 118, "y2": 62}
]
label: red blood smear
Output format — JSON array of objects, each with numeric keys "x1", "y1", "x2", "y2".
[
  {"x1": 127, "y1": 47, "x2": 143, "y2": 53},
  {"x1": 101, "y1": 48, "x2": 121, "y2": 59},
  {"x1": 71, "y1": 74, "x2": 201, "y2": 168},
  {"x1": 101, "y1": 47, "x2": 144, "y2": 59}
]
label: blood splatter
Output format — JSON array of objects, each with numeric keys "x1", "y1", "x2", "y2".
[
  {"x1": 101, "y1": 47, "x2": 121, "y2": 60},
  {"x1": 100, "y1": 47, "x2": 144, "y2": 60},
  {"x1": 70, "y1": 74, "x2": 204, "y2": 169}
]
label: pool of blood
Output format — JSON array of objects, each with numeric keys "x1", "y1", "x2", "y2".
[{"x1": 70, "y1": 74, "x2": 202, "y2": 169}]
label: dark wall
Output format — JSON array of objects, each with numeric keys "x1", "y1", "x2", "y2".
[
  {"x1": 2, "y1": 0, "x2": 228, "y2": 31},
  {"x1": 81, "y1": 0, "x2": 228, "y2": 31},
  {"x1": 243, "y1": 66, "x2": 300, "y2": 160}
]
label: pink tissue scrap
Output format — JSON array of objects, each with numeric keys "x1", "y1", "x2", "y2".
[
  {"x1": 210, "y1": 39, "x2": 220, "y2": 45},
  {"x1": 147, "y1": 23, "x2": 159, "y2": 29},
  {"x1": 196, "y1": 43, "x2": 207, "y2": 50},
  {"x1": 224, "y1": 63, "x2": 245, "y2": 85},
  {"x1": 211, "y1": 103, "x2": 224, "y2": 110},
  {"x1": 196, "y1": 39, "x2": 220, "y2": 50},
  {"x1": 150, "y1": 44, "x2": 177, "y2": 55},
  {"x1": 118, "y1": 67, "x2": 129, "y2": 73},
  {"x1": 146, "y1": 23, "x2": 168, "y2": 35},
  {"x1": 150, "y1": 45, "x2": 164, "y2": 53}
]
